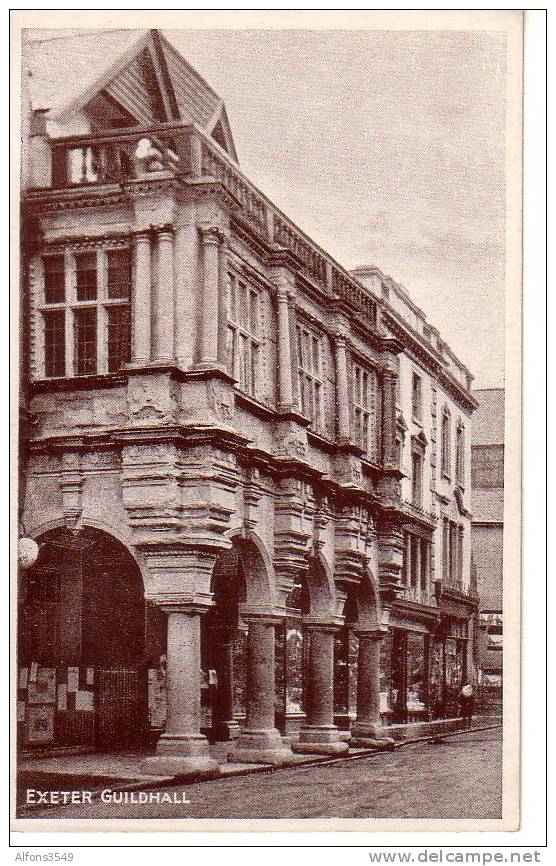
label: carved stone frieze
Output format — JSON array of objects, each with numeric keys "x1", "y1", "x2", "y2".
[
  {"x1": 127, "y1": 375, "x2": 176, "y2": 423},
  {"x1": 334, "y1": 452, "x2": 364, "y2": 488},
  {"x1": 376, "y1": 515, "x2": 405, "y2": 600},
  {"x1": 208, "y1": 378, "x2": 235, "y2": 423}
]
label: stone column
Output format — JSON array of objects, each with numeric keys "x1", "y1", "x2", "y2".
[
  {"x1": 131, "y1": 231, "x2": 151, "y2": 363},
  {"x1": 142, "y1": 605, "x2": 219, "y2": 778},
  {"x1": 293, "y1": 623, "x2": 349, "y2": 755},
  {"x1": 212, "y1": 626, "x2": 240, "y2": 741},
  {"x1": 217, "y1": 236, "x2": 229, "y2": 367},
  {"x1": 198, "y1": 225, "x2": 221, "y2": 368},
  {"x1": 153, "y1": 226, "x2": 175, "y2": 362},
  {"x1": 276, "y1": 287, "x2": 294, "y2": 410},
  {"x1": 334, "y1": 334, "x2": 351, "y2": 443},
  {"x1": 414, "y1": 537, "x2": 422, "y2": 593},
  {"x1": 382, "y1": 370, "x2": 398, "y2": 468},
  {"x1": 351, "y1": 627, "x2": 394, "y2": 747},
  {"x1": 173, "y1": 222, "x2": 197, "y2": 368},
  {"x1": 232, "y1": 613, "x2": 294, "y2": 765},
  {"x1": 404, "y1": 531, "x2": 411, "y2": 588}
]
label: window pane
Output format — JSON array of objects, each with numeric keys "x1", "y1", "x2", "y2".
[
  {"x1": 239, "y1": 282, "x2": 248, "y2": 329},
  {"x1": 107, "y1": 249, "x2": 131, "y2": 299},
  {"x1": 107, "y1": 305, "x2": 130, "y2": 372},
  {"x1": 43, "y1": 255, "x2": 65, "y2": 303},
  {"x1": 311, "y1": 336, "x2": 319, "y2": 374},
  {"x1": 227, "y1": 273, "x2": 236, "y2": 320},
  {"x1": 249, "y1": 289, "x2": 258, "y2": 335},
  {"x1": 75, "y1": 252, "x2": 97, "y2": 301},
  {"x1": 226, "y1": 325, "x2": 236, "y2": 376},
  {"x1": 74, "y1": 307, "x2": 97, "y2": 375},
  {"x1": 44, "y1": 310, "x2": 65, "y2": 377}
]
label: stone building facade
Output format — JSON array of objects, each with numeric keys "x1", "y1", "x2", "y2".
[
  {"x1": 471, "y1": 388, "x2": 504, "y2": 708},
  {"x1": 18, "y1": 29, "x2": 478, "y2": 773}
]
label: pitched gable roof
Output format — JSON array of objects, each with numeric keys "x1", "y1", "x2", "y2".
[{"x1": 25, "y1": 27, "x2": 238, "y2": 161}]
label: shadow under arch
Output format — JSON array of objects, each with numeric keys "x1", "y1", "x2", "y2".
[
  {"x1": 356, "y1": 568, "x2": 382, "y2": 630},
  {"x1": 18, "y1": 525, "x2": 162, "y2": 751},
  {"x1": 22, "y1": 515, "x2": 152, "y2": 596},
  {"x1": 304, "y1": 552, "x2": 336, "y2": 617}
]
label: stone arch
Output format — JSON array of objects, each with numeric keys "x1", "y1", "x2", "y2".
[
  {"x1": 18, "y1": 523, "x2": 159, "y2": 750},
  {"x1": 305, "y1": 552, "x2": 336, "y2": 617},
  {"x1": 226, "y1": 529, "x2": 274, "y2": 607},
  {"x1": 355, "y1": 568, "x2": 382, "y2": 630},
  {"x1": 22, "y1": 514, "x2": 152, "y2": 595}
]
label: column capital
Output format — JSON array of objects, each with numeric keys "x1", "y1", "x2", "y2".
[
  {"x1": 132, "y1": 229, "x2": 152, "y2": 243},
  {"x1": 334, "y1": 332, "x2": 349, "y2": 348},
  {"x1": 355, "y1": 625, "x2": 389, "y2": 641},
  {"x1": 153, "y1": 223, "x2": 175, "y2": 238},
  {"x1": 239, "y1": 604, "x2": 285, "y2": 626},
  {"x1": 145, "y1": 593, "x2": 214, "y2": 616},
  {"x1": 303, "y1": 616, "x2": 342, "y2": 633},
  {"x1": 198, "y1": 222, "x2": 226, "y2": 245}
]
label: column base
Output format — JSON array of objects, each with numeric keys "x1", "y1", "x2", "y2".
[
  {"x1": 211, "y1": 720, "x2": 241, "y2": 741},
  {"x1": 142, "y1": 755, "x2": 220, "y2": 779},
  {"x1": 350, "y1": 721, "x2": 386, "y2": 739},
  {"x1": 292, "y1": 724, "x2": 350, "y2": 755},
  {"x1": 231, "y1": 727, "x2": 296, "y2": 765},
  {"x1": 349, "y1": 736, "x2": 396, "y2": 750},
  {"x1": 142, "y1": 733, "x2": 220, "y2": 778}
]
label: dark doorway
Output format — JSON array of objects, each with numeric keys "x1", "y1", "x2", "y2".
[{"x1": 18, "y1": 527, "x2": 148, "y2": 751}]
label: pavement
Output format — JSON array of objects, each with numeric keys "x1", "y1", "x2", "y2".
[{"x1": 17, "y1": 725, "x2": 502, "y2": 821}]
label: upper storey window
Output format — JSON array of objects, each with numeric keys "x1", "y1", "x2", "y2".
[
  {"x1": 226, "y1": 271, "x2": 260, "y2": 398},
  {"x1": 75, "y1": 252, "x2": 97, "y2": 301},
  {"x1": 296, "y1": 322, "x2": 323, "y2": 429},
  {"x1": 441, "y1": 406, "x2": 452, "y2": 479},
  {"x1": 412, "y1": 372, "x2": 422, "y2": 422},
  {"x1": 37, "y1": 246, "x2": 131, "y2": 379},
  {"x1": 455, "y1": 421, "x2": 465, "y2": 487},
  {"x1": 352, "y1": 361, "x2": 380, "y2": 462},
  {"x1": 43, "y1": 255, "x2": 65, "y2": 304}
]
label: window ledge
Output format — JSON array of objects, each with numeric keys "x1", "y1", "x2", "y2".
[
  {"x1": 30, "y1": 373, "x2": 127, "y2": 394},
  {"x1": 234, "y1": 390, "x2": 276, "y2": 420},
  {"x1": 306, "y1": 429, "x2": 337, "y2": 453}
]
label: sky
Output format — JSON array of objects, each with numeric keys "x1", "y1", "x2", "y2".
[{"x1": 166, "y1": 28, "x2": 507, "y2": 389}]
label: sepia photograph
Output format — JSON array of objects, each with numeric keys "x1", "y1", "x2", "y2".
[{"x1": 11, "y1": 9, "x2": 523, "y2": 833}]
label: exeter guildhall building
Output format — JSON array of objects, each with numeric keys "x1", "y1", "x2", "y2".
[{"x1": 18, "y1": 29, "x2": 479, "y2": 775}]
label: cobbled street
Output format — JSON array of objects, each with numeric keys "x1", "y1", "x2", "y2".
[{"x1": 23, "y1": 727, "x2": 502, "y2": 821}]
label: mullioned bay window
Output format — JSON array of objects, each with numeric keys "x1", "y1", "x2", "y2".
[
  {"x1": 35, "y1": 244, "x2": 131, "y2": 379},
  {"x1": 442, "y1": 516, "x2": 464, "y2": 590},
  {"x1": 402, "y1": 531, "x2": 431, "y2": 602},
  {"x1": 351, "y1": 360, "x2": 381, "y2": 462},
  {"x1": 296, "y1": 321, "x2": 323, "y2": 429},
  {"x1": 226, "y1": 271, "x2": 261, "y2": 398}
]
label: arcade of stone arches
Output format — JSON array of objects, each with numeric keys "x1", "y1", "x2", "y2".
[{"x1": 18, "y1": 525, "x2": 468, "y2": 771}]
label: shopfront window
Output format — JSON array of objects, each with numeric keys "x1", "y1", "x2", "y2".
[
  {"x1": 429, "y1": 639, "x2": 445, "y2": 719},
  {"x1": 407, "y1": 632, "x2": 427, "y2": 715},
  {"x1": 379, "y1": 630, "x2": 393, "y2": 716},
  {"x1": 444, "y1": 637, "x2": 466, "y2": 716}
]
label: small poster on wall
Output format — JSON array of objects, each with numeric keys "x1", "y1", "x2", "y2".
[
  {"x1": 27, "y1": 668, "x2": 56, "y2": 705},
  {"x1": 26, "y1": 705, "x2": 55, "y2": 744},
  {"x1": 75, "y1": 690, "x2": 94, "y2": 711},
  {"x1": 57, "y1": 683, "x2": 67, "y2": 711},
  {"x1": 67, "y1": 667, "x2": 79, "y2": 693}
]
